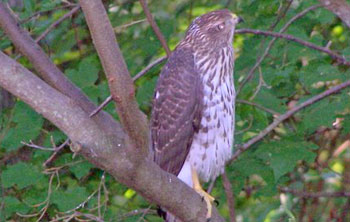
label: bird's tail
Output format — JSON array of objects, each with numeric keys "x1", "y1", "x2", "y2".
[
  {"x1": 165, "y1": 212, "x2": 183, "y2": 222},
  {"x1": 157, "y1": 206, "x2": 183, "y2": 222}
]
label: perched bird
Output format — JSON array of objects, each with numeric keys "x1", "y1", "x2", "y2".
[{"x1": 151, "y1": 9, "x2": 241, "y2": 221}]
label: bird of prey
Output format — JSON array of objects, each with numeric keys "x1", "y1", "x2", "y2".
[{"x1": 151, "y1": 9, "x2": 241, "y2": 221}]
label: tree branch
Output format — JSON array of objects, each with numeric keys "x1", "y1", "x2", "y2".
[
  {"x1": 35, "y1": 5, "x2": 80, "y2": 43},
  {"x1": 236, "y1": 99, "x2": 280, "y2": 116},
  {"x1": 90, "y1": 55, "x2": 167, "y2": 117},
  {"x1": 0, "y1": 2, "x2": 118, "y2": 135},
  {"x1": 235, "y1": 28, "x2": 350, "y2": 66},
  {"x1": 229, "y1": 80, "x2": 350, "y2": 164},
  {"x1": 0, "y1": 51, "x2": 224, "y2": 222},
  {"x1": 268, "y1": 0, "x2": 294, "y2": 31},
  {"x1": 222, "y1": 172, "x2": 236, "y2": 222},
  {"x1": 78, "y1": 0, "x2": 149, "y2": 154},
  {"x1": 318, "y1": 0, "x2": 350, "y2": 29},
  {"x1": 139, "y1": 0, "x2": 171, "y2": 56},
  {"x1": 237, "y1": 4, "x2": 322, "y2": 94}
]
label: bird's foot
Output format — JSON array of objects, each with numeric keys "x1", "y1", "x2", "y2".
[
  {"x1": 194, "y1": 185, "x2": 215, "y2": 219},
  {"x1": 191, "y1": 166, "x2": 215, "y2": 220}
]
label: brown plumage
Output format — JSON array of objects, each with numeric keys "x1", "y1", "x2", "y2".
[
  {"x1": 152, "y1": 47, "x2": 203, "y2": 175},
  {"x1": 151, "y1": 9, "x2": 241, "y2": 221}
]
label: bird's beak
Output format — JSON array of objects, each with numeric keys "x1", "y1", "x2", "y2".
[{"x1": 231, "y1": 13, "x2": 244, "y2": 24}]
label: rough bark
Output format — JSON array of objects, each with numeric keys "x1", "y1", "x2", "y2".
[
  {"x1": 0, "y1": 2, "x2": 118, "y2": 136},
  {"x1": 318, "y1": 0, "x2": 350, "y2": 29},
  {"x1": 79, "y1": 0, "x2": 149, "y2": 156},
  {"x1": 0, "y1": 50, "x2": 224, "y2": 222}
]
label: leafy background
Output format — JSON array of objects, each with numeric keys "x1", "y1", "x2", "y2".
[{"x1": 1, "y1": 0, "x2": 350, "y2": 221}]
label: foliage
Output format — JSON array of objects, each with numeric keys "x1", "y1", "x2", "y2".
[{"x1": 0, "y1": 0, "x2": 350, "y2": 221}]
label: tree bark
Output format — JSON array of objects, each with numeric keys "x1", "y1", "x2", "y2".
[
  {"x1": 0, "y1": 29, "x2": 224, "y2": 222},
  {"x1": 0, "y1": 2, "x2": 118, "y2": 136},
  {"x1": 78, "y1": 0, "x2": 149, "y2": 156},
  {"x1": 318, "y1": 0, "x2": 350, "y2": 29}
]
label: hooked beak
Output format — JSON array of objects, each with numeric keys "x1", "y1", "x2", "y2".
[{"x1": 231, "y1": 13, "x2": 244, "y2": 24}]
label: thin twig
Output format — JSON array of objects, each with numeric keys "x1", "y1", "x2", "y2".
[
  {"x1": 114, "y1": 19, "x2": 146, "y2": 33},
  {"x1": 235, "y1": 28, "x2": 350, "y2": 66},
  {"x1": 207, "y1": 180, "x2": 216, "y2": 194},
  {"x1": 20, "y1": 4, "x2": 77, "y2": 24},
  {"x1": 89, "y1": 95, "x2": 112, "y2": 117},
  {"x1": 139, "y1": 0, "x2": 171, "y2": 56},
  {"x1": 17, "y1": 173, "x2": 56, "y2": 221},
  {"x1": 236, "y1": 99, "x2": 280, "y2": 116},
  {"x1": 228, "y1": 80, "x2": 350, "y2": 164},
  {"x1": 268, "y1": 0, "x2": 294, "y2": 31},
  {"x1": 234, "y1": 115, "x2": 253, "y2": 135},
  {"x1": 237, "y1": 4, "x2": 323, "y2": 94},
  {"x1": 89, "y1": 56, "x2": 167, "y2": 117},
  {"x1": 249, "y1": 67, "x2": 270, "y2": 100},
  {"x1": 132, "y1": 56, "x2": 167, "y2": 81},
  {"x1": 43, "y1": 138, "x2": 70, "y2": 167},
  {"x1": 22, "y1": 140, "x2": 57, "y2": 151},
  {"x1": 35, "y1": 5, "x2": 80, "y2": 43},
  {"x1": 222, "y1": 172, "x2": 236, "y2": 222},
  {"x1": 117, "y1": 208, "x2": 157, "y2": 221},
  {"x1": 50, "y1": 211, "x2": 104, "y2": 222}
]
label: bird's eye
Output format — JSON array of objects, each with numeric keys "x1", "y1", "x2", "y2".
[{"x1": 217, "y1": 23, "x2": 225, "y2": 31}]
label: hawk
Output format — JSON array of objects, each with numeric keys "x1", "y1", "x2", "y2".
[{"x1": 151, "y1": 9, "x2": 241, "y2": 221}]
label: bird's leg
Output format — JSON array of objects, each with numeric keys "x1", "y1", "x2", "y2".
[{"x1": 191, "y1": 166, "x2": 215, "y2": 220}]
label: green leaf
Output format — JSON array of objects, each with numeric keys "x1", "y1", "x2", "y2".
[
  {"x1": 253, "y1": 88, "x2": 287, "y2": 114},
  {"x1": 66, "y1": 56, "x2": 99, "y2": 88},
  {"x1": 2, "y1": 196, "x2": 30, "y2": 219},
  {"x1": 230, "y1": 155, "x2": 275, "y2": 195},
  {"x1": 70, "y1": 161, "x2": 94, "y2": 179},
  {"x1": 23, "y1": 0, "x2": 35, "y2": 14},
  {"x1": 2, "y1": 162, "x2": 43, "y2": 189},
  {"x1": 0, "y1": 101, "x2": 43, "y2": 151},
  {"x1": 51, "y1": 186, "x2": 88, "y2": 211},
  {"x1": 301, "y1": 96, "x2": 346, "y2": 133},
  {"x1": 136, "y1": 77, "x2": 157, "y2": 109},
  {"x1": 316, "y1": 9, "x2": 335, "y2": 24},
  {"x1": 256, "y1": 140, "x2": 316, "y2": 181},
  {"x1": 342, "y1": 114, "x2": 350, "y2": 134}
]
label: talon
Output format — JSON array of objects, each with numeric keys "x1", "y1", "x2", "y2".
[
  {"x1": 191, "y1": 166, "x2": 215, "y2": 220},
  {"x1": 214, "y1": 200, "x2": 219, "y2": 206}
]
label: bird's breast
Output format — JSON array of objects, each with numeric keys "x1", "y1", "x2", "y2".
[{"x1": 186, "y1": 47, "x2": 235, "y2": 182}]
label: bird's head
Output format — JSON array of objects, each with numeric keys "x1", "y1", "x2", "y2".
[{"x1": 184, "y1": 9, "x2": 242, "y2": 49}]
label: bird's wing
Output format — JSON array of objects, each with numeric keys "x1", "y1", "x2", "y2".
[{"x1": 151, "y1": 47, "x2": 202, "y2": 176}]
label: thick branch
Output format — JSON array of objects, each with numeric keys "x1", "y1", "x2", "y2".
[
  {"x1": 78, "y1": 0, "x2": 149, "y2": 155},
  {"x1": 0, "y1": 3, "x2": 118, "y2": 135},
  {"x1": 229, "y1": 80, "x2": 350, "y2": 164},
  {"x1": 318, "y1": 0, "x2": 350, "y2": 29},
  {"x1": 0, "y1": 51, "x2": 224, "y2": 222},
  {"x1": 235, "y1": 28, "x2": 350, "y2": 66},
  {"x1": 139, "y1": 0, "x2": 171, "y2": 56}
]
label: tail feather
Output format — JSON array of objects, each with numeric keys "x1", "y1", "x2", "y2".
[
  {"x1": 166, "y1": 212, "x2": 183, "y2": 222},
  {"x1": 161, "y1": 161, "x2": 192, "y2": 222}
]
